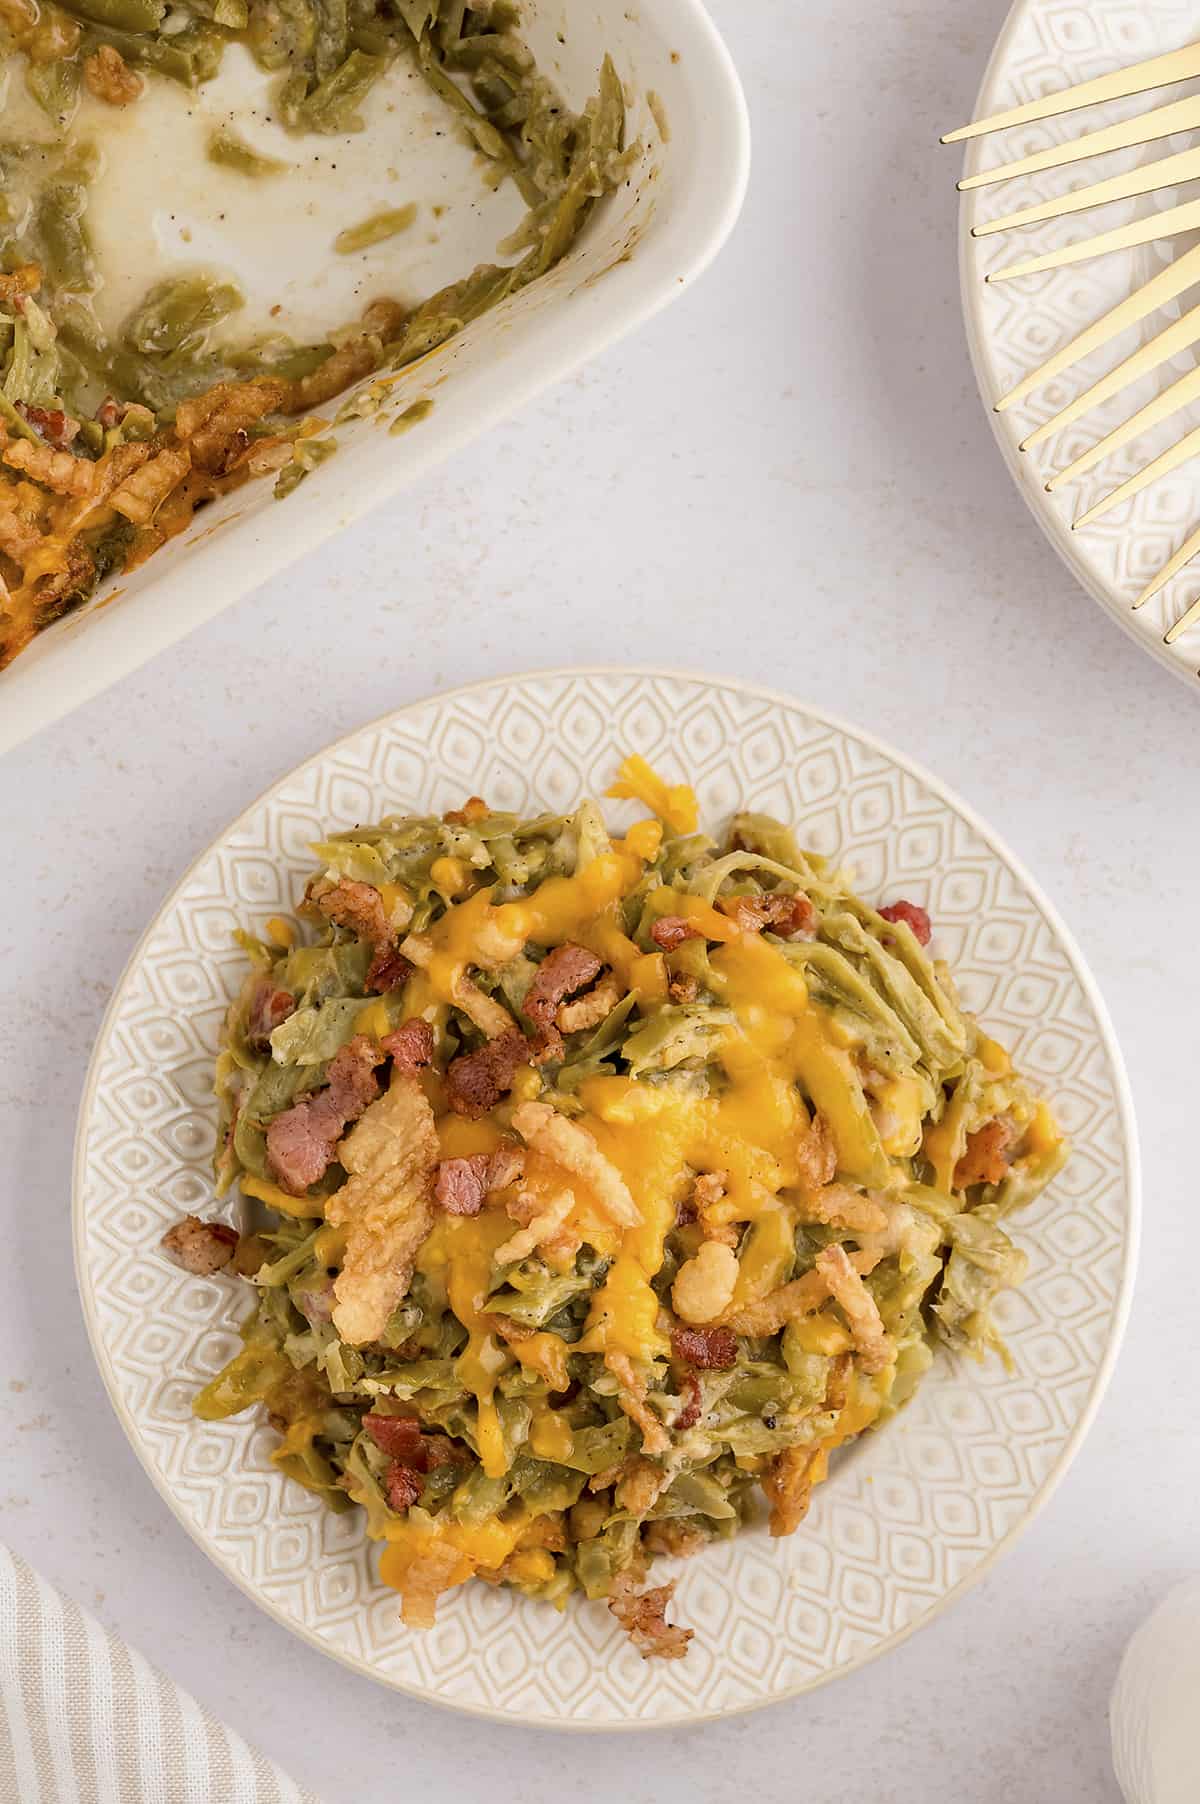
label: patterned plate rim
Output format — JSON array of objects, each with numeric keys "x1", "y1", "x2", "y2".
[
  {"x1": 958, "y1": 0, "x2": 1197, "y2": 694},
  {"x1": 72, "y1": 666, "x2": 1142, "y2": 1728}
]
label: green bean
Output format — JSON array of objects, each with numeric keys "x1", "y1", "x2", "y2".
[
  {"x1": 282, "y1": 47, "x2": 384, "y2": 132},
  {"x1": 0, "y1": 392, "x2": 41, "y2": 444},
  {"x1": 245, "y1": 0, "x2": 316, "y2": 69},
  {"x1": 86, "y1": 19, "x2": 224, "y2": 85},
  {"x1": 36, "y1": 183, "x2": 95, "y2": 294},
  {"x1": 206, "y1": 126, "x2": 287, "y2": 177},
  {"x1": 388, "y1": 395, "x2": 432, "y2": 434},
  {"x1": 59, "y1": 0, "x2": 165, "y2": 34},
  {"x1": 122, "y1": 275, "x2": 245, "y2": 357},
  {"x1": 24, "y1": 55, "x2": 81, "y2": 124},
  {"x1": 312, "y1": 0, "x2": 349, "y2": 81},
  {"x1": 274, "y1": 435, "x2": 336, "y2": 497},
  {"x1": 333, "y1": 203, "x2": 416, "y2": 254}
]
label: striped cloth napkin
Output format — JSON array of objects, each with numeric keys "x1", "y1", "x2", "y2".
[{"x1": 0, "y1": 1545, "x2": 321, "y2": 1803}]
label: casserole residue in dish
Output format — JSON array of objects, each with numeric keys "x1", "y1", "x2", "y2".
[{"x1": 0, "y1": 0, "x2": 627, "y2": 665}]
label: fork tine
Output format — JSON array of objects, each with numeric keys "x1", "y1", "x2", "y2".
[
  {"x1": 989, "y1": 195, "x2": 1200, "y2": 282},
  {"x1": 1045, "y1": 366, "x2": 1200, "y2": 491},
  {"x1": 972, "y1": 143, "x2": 1200, "y2": 236},
  {"x1": 957, "y1": 95, "x2": 1200, "y2": 192},
  {"x1": 996, "y1": 243, "x2": 1200, "y2": 415},
  {"x1": 1133, "y1": 521, "x2": 1200, "y2": 610},
  {"x1": 941, "y1": 39, "x2": 1200, "y2": 142},
  {"x1": 1073, "y1": 423, "x2": 1200, "y2": 528},
  {"x1": 1164, "y1": 592, "x2": 1200, "y2": 640},
  {"x1": 1020, "y1": 299, "x2": 1200, "y2": 448}
]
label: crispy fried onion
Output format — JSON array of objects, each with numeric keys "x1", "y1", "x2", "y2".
[
  {"x1": 608, "y1": 1569, "x2": 693, "y2": 1661},
  {"x1": 511, "y1": 1101, "x2": 640, "y2": 1230},
  {"x1": 326, "y1": 1073, "x2": 439, "y2": 1346},
  {"x1": 494, "y1": 1188, "x2": 576, "y2": 1265},
  {"x1": 2, "y1": 438, "x2": 95, "y2": 497},
  {"x1": 557, "y1": 970, "x2": 622, "y2": 1033},
  {"x1": 795, "y1": 1112, "x2": 838, "y2": 1191},
  {"x1": 813, "y1": 1244, "x2": 892, "y2": 1374},
  {"x1": 606, "y1": 1350, "x2": 669, "y2": 1457},
  {"x1": 400, "y1": 930, "x2": 515, "y2": 1040},
  {"x1": 798, "y1": 1183, "x2": 888, "y2": 1236}
]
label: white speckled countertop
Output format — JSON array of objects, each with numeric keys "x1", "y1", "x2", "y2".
[{"x1": 1, "y1": 2, "x2": 1194, "y2": 1797}]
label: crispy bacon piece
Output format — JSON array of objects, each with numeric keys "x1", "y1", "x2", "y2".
[
  {"x1": 0, "y1": 265, "x2": 40, "y2": 307},
  {"x1": 445, "y1": 1029, "x2": 530, "y2": 1118},
  {"x1": 763, "y1": 1443, "x2": 823, "y2": 1537},
  {"x1": 385, "y1": 1463, "x2": 423, "y2": 1512},
  {"x1": 674, "y1": 1371, "x2": 703, "y2": 1430},
  {"x1": 295, "y1": 1275, "x2": 335, "y2": 1324},
  {"x1": 315, "y1": 877, "x2": 389, "y2": 947},
  {"x1": 434, "y1": 1145, "x2": 526, "y2": 1222},
  {"x1": 160, "y1": 1214, "x2": 238, "y2": 1275},
  {"x1": 608, "y1": 1571, "x2": 693, "y2": 1661},
  {"x1": 426, "y1": 1436, "x2": 472, "y2": 1470},
  {"x1": 671, "y1": 1323, "x2": 738, "y2": 1370},
  {"x1": 380, "y1": 1018, "x2": 434, "y2": 1072},
  {"x1": 265, "y1": 1034, "x2": 383, "y2": 1194},
  {"x1": 16, "y1": 404, "x2": 79, "y2": 449},
  {"x1": 954, "y1": 1118, "x2": 1015, "y2": 1189},
  {"x1": 522, "y1": 942, "x2": 603, "y2": 1061},
  {"x1": 366, "y1": 946, "x2": 413, "y2": 993},
  {"x1": 667, "y1": 972, "x2": 699, "y2": 1004},
  {"x1": 649, "y1": 916, "x2": 703, "y2": 952},
  {"x1": 364, "y1": 1413, "x2": 428, "y2": 1468},
  {"x1": 642, "y1": 1520, "x2": 708, "y2": 1560},
  {"x1": 442, "y1": 795, "x2": 489, "y2": 825},
  {"x1": 717, "y1": 891, "x2": 817, "y2": 939},
  {"x1": 434, "y1": 1153, "x2": 490, "y2": 1216},
  {"x1": 83, "y1": 43, "x2": 142, "y2": 104},
  {"x1": 676, "y1": 1169, "x2": 729, "y2": 1231},
  {"x1": 877, "y1": 899, "x2": 932, "y2": 947},
  {"x1": 247, "y1": 981, "x2": 295, "y2": 1050}
]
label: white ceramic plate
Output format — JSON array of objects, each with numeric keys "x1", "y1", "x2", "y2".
[
  {"x1": 74, "y1": 668, "x2": 1138, "y2": 1727},
  {"x1": 961, "y1": 0, "x2": 1200, "y2": 689},
  {"x1": 0, "y1": 4, "x2": 749, "y2": 757}
]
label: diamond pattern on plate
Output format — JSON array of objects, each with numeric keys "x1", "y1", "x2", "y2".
[
  {"x1": 73, "y1": 671, "x2": 1136, "y2": 1727},
  {"x1": 962, "y1": 0, "x2": 1200, "y2": 684}
]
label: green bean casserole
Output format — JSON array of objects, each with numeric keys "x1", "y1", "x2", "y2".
[{"x1": 162, "y1": 759, "x2": 1068, "y2": 1657}]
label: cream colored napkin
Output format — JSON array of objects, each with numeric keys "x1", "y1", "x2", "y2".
[{"x1": 0, "y1": 1545, "x2": 321, "y2": 1803}]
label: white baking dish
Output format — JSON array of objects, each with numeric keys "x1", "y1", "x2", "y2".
[{"x1": 0, "y1": 2, "x2": 749, "y2": 755}]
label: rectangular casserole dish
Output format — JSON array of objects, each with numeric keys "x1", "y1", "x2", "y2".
[{"x1": 0, "y1": 0, "x2": 748, "y2": 755}]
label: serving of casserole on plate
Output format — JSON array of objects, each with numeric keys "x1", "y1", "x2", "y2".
[{"x1": 73, "y1": 669, "x2": 1137, "y2": 1726}]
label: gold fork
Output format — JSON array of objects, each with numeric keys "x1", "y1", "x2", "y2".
[{"x1": 943, "y1": 40, "x2": 1200, "y2": 638}]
